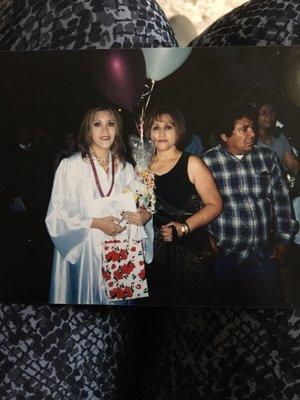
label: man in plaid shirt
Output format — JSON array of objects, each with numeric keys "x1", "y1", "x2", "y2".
[{"x1": 202, "y1": 111, "x2": 296, "y2": 307}]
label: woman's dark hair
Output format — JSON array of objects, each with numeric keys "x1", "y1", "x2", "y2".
[
  {"x1": 145, "y1": 105, "x2": 186, "y2": 149},
  {"x1": 78, "y1": 106, "x2": 125, "y2": 164}
]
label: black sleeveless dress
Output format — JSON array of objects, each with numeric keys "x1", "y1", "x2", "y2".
[{"x1": 147, "y1": 152, "x2": 213, "y2": 306}]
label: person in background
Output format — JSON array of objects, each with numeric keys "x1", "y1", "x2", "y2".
[
  {"x1": 53, "y1": 130, "x2": 78, "y2": 171},
  {"x1": 257, "y1": 103, "x2": 300, "y2": 176},
  {"x1": 202, "y1": 109, "x2": 297, "y2": 307},
  {"x1": 184, "y1": 133, "x2": 204, "y2": 157},
  {"x1": 256, "y1": 103, "x2": 300, "y2": 304},
  {"x1": 2, "y1": 126, "x2": 55, "y2": 302}
]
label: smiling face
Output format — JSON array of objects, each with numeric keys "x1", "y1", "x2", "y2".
[
  {"x1": 221, "y1": 116, "x2": 255, "y2": 155},
  {"x1": 89, "y1": 110, "x2": 117, "y2": 153},
  {"x1": 150, "y1": 114, "x2": 179, "y2": 152}
]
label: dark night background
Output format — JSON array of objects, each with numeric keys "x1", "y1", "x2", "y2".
[
  {"x1": 1, "y1": 46, "x2": 300, "y2": 303},
  {"x1": 1, "y1": 47, "x2": 300, "y2": 148}
]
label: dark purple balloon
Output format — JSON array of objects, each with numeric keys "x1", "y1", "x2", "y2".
[{"x1": 93, "y1": 49, "x2": 146, "y2": 110}]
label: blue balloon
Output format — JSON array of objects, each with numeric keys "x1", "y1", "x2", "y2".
[{"x1": 142, "y1": 48, "x2": 192, "y2": 81}]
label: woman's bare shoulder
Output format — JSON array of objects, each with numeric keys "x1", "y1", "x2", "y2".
[{"x1": 187, "y1": 154, "x2": 207, "y2": 170}]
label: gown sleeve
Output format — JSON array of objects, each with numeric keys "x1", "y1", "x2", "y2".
[{"x1": 45, "y1": 157, "x2": 92, "y2": 264}]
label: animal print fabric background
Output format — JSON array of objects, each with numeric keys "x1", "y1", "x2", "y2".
[
  {"x1": 1, "y1": 0, "x2": 300, "y2": 398},
  {"x1": 0, "y1": 0, "x2": 177, "y2": 49},
  {"x1": 1, "y1": 305, "x2": 142, "y2": 399},
  {"x1": 192, "y1": 0, "x2": 300, "y2": 46},
  {"x1": 2, "y1": 305, "x2": 300, "y2": 399}
]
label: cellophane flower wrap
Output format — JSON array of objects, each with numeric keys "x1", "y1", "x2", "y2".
[{"x1": 127, "y1": 136, "x2": 156, "y2": 212}]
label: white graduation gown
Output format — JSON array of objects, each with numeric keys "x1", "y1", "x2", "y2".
[{"x1": 45, "y1": 152, "x2": 153, "y2": 304}]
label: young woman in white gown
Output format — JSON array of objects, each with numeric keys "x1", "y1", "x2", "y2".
[{"x1": 46, "y1": 106, "x2": 152, "y2": 304}]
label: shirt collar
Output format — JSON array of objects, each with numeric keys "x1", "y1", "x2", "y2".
[
  {"x1": 220, "y1": 143, "x2": 256, "y2": 159},
  {"x1": 18, "y1": 142, "x2": 32, "y2": 151}
]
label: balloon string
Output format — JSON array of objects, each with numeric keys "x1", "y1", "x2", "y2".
[
  {"x1": 139, "y1": 79, "x2": 155, "y2": 100},
  {"x1": 139, "y1": 79, "x2": 155, "y2": 142},
  {"x1": 144, "y1": 80, "x2": 155, "y2": 112},
  {"x1": 140, "y1": 113, "x2": 144, "y2": 142},
  {"x1": 132, "y1": 79, "x2": 155, "y2": 143},
  {"x1": 140, "y1": 84, "x2": 152, "y2": 98}
]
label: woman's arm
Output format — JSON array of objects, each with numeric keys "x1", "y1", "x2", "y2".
[
  {"x1": 283, "y1": 149, "x2": 300, "y2": 176},
  {"x1": 162, "y1": 155, "x2": 222, "y2": 240},
  {"x1": 187, "y1": 155, "x2": 222, "y2": 229}
]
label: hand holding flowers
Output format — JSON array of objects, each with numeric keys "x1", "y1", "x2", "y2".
[{"x1": 122, "y1": 208, "x2": 152, "y2": 226}]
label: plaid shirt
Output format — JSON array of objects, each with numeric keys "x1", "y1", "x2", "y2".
[{"x1": 202, "y1": 144, "x2": 296, "y2": 263}]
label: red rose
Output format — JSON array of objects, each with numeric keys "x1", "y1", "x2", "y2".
[
  {"x1": 116, "y1": 288, "x2": 125, "y2": 299},
  {"x1": 138, "y1": 269, "x2": 145, "y2": 279},
  {"x1": 114, "y1": 271, "x2": 123, "y2": 280},
  {"x1": 105, "y1": 250, "x2": 119, "y2": 261},
  {"x1": 120, "y1": 264, "x2": 130, "y2": 274},
  {"x1": 109, "y1": 288, "x2": 118, "y2": 298},
  {"x1": 111, "y1": 263, "x2": 117, "y2": 269},
  {"x1": 121, "y1": 262, "x2": 135, "y2": 275},
  {"x1": 110, "y1": 251, "x2": 120, "y2": 262},
  {"x1": 119, "y1": 249, "x2": 128, "y2": 260},
  {"x1": 102, "y1": 269, "x2": 111, "y2": 281},
  {"x1": 125, "y1": 286, "x2": 133, "y2": 298},
  {"x1": 108, "y1": 282, "x2": 114, "y2": 287}
]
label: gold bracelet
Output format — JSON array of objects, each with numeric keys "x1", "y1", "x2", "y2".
[
  {"x1": 183, "y1": 221, "x2": 190, "y2": 234},
  {"x1": 180, "y1": 222, "x2": 190, "y2": 236},
  {"x1": 180, "y1": 223, "x2": 186, "y2": 235}
]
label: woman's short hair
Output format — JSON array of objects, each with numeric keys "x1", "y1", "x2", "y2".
[
  {"x1": 145, "y1": 105, "x2": 186, "y2": 148},
  {"x1": 78, "y1": 105, "x2": 125, "y2": 164}
]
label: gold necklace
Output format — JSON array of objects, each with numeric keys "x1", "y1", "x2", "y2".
[{"x1": 91, "y1": 150, "x2": 109, "y2": 168}]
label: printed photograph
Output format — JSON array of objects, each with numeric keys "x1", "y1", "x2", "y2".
[{"x1": 1, "y1": 47, "x2": 300, "y2": 307}]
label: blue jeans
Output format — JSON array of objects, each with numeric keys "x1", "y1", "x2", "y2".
[{"x1": 212, "y1": 249, "x2": 284, "y2": 307}]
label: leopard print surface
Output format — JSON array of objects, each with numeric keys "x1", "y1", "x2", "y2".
[
  {"x1": 2, "y1": 304, "x2": 300, "y2": 399},
  {"x1": 140, "y1": 307, "x2": 300, "y2": 400},
  {"x1": 0, "y1": 0, "x2": 177, "y2": 49},
  {"x1": 191, "y1": 0, "x2": 300, "y2": 46},
  {"x1": 0, "y1": 304, "x2": 142, "y2": 399}
]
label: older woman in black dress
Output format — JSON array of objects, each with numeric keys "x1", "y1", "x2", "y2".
[{"x1": 145, "y1": 105, "x2": 222, "y2": 305}]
